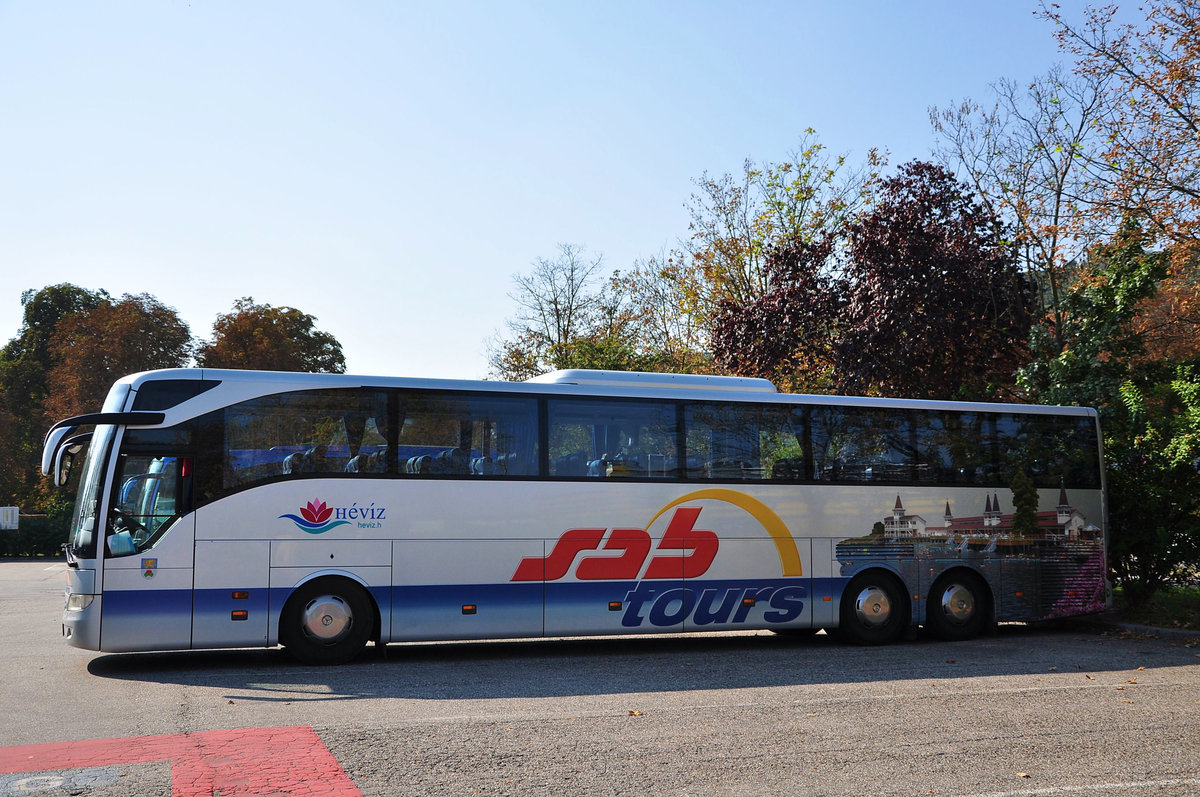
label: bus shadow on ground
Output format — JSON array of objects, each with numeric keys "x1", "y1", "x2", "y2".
[{"x1": 84, "y1": 621, "x2": 1198, "y2": 701}]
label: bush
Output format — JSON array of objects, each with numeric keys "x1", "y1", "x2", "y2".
[{"x1": 0, "y1": 514, "x2": 70, "y2": 558}]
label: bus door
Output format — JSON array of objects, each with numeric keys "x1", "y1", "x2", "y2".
[
  {"x1": 193, "y1": 538, "x2": 270, "y2": 648},
  {"x1": 99, "y1": 449, "x2": 195, "y2": 652}
]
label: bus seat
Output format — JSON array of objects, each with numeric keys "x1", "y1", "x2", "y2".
[
  {"x1": 551, "y1": 452, "x2": 586, "y2": 477},
  {"x1": 107, "y1": 531, "x2": 136, "y2": 557},
  {"x1": 432, "y1": 447, "x2": 469, "y2": 474},
  {"x1": 472, "y1": 456, "x2": 499, "y2": 475},
  {"x1": 345, "y1": 451, "x2": 386, "y2": 473}
]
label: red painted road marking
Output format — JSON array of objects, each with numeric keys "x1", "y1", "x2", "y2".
[{"x1": 0, "y1": 725, "x2": 361, "y2": 796}]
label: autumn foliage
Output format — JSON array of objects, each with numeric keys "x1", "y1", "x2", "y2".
[
  {"x1": 0, "y1": 287, "x2": 346, "y2": 517},
  {"x1": 196, "y1": 297, "x2": 346, "y2": 374}
]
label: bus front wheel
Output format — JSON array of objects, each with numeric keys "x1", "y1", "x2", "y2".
[
  {"x1": 280, "y1": 577, "x2": 373, "y2": 665},
  {"x1": 837, "y1": 571, "x2": 908, "y2": 645}
]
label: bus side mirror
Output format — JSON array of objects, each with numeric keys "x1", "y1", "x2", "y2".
[
  {"x1": 53, "y1": 436, "x2": 89, "y2": 487},
  {"x1": 54, "y1": 447, "x2": 74, "y2": 487}
]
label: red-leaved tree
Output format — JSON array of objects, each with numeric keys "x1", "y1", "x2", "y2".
[{"x1": 836, "y1": 161, "x2": 1033, "y2": 399}]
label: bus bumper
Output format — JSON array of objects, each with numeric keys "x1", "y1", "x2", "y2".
[{"x1": 62, "y1": 568, "x2": 101, "y2": 651}]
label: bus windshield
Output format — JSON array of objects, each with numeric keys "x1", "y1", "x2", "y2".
[{"x1": 67, "y1": 424, "x2": 115, "y2": 561}]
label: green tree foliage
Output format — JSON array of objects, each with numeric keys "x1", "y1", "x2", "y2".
[
  {"x1": 1106, "y1": 374, "x2": 1200, "y2": 603},
  {"x1": 196, "y1": 297, "x2": 346, "y2": 374},
  {"x1": 1019, "y1": 221, "x2": 1200, "y2": 602}
]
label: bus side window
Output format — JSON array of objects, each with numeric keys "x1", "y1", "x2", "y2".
[
  {"x1": 548, "y1": 399, "x2": 679, "y2": 479},
  {"x1": 684, "y1": 403, "x2": 766, "y2": 481},
  {"x1": 107, "y1": 453, "x2": 188, "y2": 557},
  {"x1": 398, "y1": 392, "x2": 538, "y2": 478}
]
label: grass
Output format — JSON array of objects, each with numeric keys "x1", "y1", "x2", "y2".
[{"x1": 1113, "y1": 585, "x2": 1200, "y2": 631}]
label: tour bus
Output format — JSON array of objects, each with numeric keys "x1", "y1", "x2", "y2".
[{"x1": 42, "y1": 368, "x2": 1108, "y2": 664}]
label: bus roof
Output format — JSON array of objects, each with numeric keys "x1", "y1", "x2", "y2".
[{"x1": 108, "y1": 367, "x2": 1098, "y2": 419}]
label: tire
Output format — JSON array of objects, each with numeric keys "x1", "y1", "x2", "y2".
[
  {"x1": 926, "y1": 570, "x2": 989, "y2": 641},
  {"x1": 280, "y1": 577, "x2": 374, "y2": 665},
  {"x1": 837, "y1": 571, "x2": 908, "y2": 645}
]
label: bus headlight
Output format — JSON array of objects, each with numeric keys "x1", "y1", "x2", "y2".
[{"x1": 65, "y1": 593, "x2": 94, "y2": 611}]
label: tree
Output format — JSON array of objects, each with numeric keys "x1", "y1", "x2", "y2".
[
  {"x1": 1018, "y1": 220, "x2": 1200, "y2": 603},
  {"x1": 0, "y1": 284, "x2": 110, "y2": 509},
  {"x1": 931, "y1": 66, "x2": 1109, "y2": 348},
  {"x1": 196, "y1": 298, "x2": 346, "y2": 374},
  {"x1": 836, "y1": 161, "x2": 1033, "y2": 400},
  {"x1": 611, "y1": 250, "x2": 712, "y2": 374},
  {"x1": 710, "y1": 235, "x2": 844, "y2": 393},
  {"x1": 43, "y1": 293, "x2": 193, "y2": 421},
  {"x1": 1018, "y1": 220, "x2": 1168, "y2": 407},
  {"x1": 684, "y1": 131, "x2": 884, "y2": 322},
  {"x1": 489, "y1": 244, "x2": 640, "y2": 380},
  {"x1": 1105, "y1": 372, "x2": 1200, "y2": 603},
  {"x1": 1040, "y1": 0, "x2": 1200, "y2": 248},
  {"x1": 0, "y1": 285, "x2": 112, "y2": 424}
]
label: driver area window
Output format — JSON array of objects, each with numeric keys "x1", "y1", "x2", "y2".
[{"x1": 106, "y1": 426, "x2": 193, "y2": 558}]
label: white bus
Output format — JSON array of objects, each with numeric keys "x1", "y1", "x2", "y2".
[{"x1": 43, "y1": 368, "x2": 1108, "y2": 664}]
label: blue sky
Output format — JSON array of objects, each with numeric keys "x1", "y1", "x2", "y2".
[{"x1": 0, "y1": 1, "x2": 1078, "y2": 379}]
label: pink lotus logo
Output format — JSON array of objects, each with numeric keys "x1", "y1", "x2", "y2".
[{"x1": 279, "y1": 499, "x2": 351, "y2": 534}]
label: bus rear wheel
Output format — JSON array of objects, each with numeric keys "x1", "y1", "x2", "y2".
[
  {"x1": 837, "y1": 571, "x2": 908, "y2": 645},
  {"x1": 926, "y1": 571, "x2": 989, "y2": 641},
  {"x1": 280, "y1": 577, "x2": 373, "y2": 665}
]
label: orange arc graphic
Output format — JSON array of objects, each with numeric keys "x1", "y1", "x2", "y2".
[{"x1": 645, "y1": 489, "x2": 803, "y2": 577}]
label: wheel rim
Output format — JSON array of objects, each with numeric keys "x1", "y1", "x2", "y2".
[
  {"x1": 854, "y1": 586, "x2": 893, "y2": 628},
  {"x1": 301, "y1": 594, "x2": 353, "y2": 643},
  {"x1": 939, "y1": 583, "x2": 976, "y2": 625}
]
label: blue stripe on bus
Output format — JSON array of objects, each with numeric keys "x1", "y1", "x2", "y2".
[
  {"x1": 104, "y1": 588, "x2": 193, "y2": 619},
  {"x1": 392, "y1": 581, "x2": 544, "y2": 607},
  {"x1": 101, "y1": 577, "x2": 851, "y2": 645}
]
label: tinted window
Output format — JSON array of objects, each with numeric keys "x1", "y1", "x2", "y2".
[
  {"x1": 397, "y1": 392, "x2": 537, "y2": 477},
  {"x1": 132, "y1": 379, "x2": 220, "y2": 411},
  {"x1": 684, "y1": 403, "x2": 801, "y2": 481},
  {"x1": 223, "y1": 389, "x2": 391, "y2": 490},
  {"x1": 548, "y1": 399, "x2": 679, "y2": 479},
  {"x1": 808, "y1": 406, "x2": 917, "y2": 483}
]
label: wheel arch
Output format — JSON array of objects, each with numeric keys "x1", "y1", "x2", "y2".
[{"x1": 275, "y1": 570, "x2": 382, "y2": 646}]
